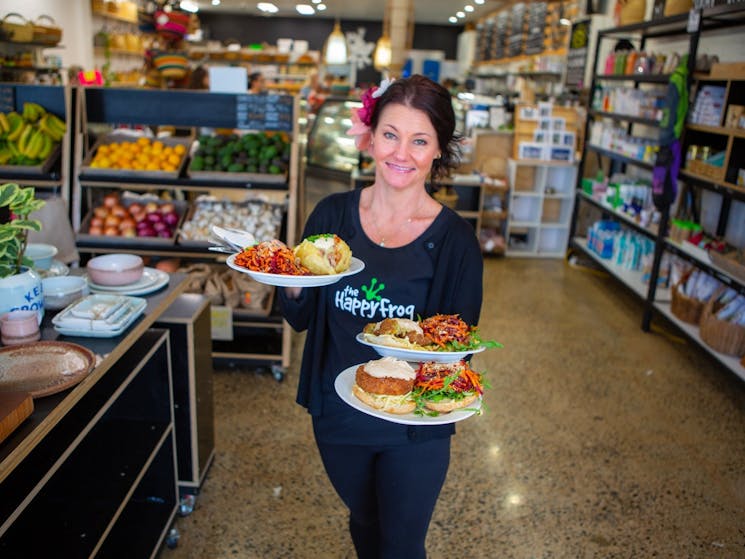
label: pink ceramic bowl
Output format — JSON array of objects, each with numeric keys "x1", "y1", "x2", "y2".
[
  {"x1": 1, "y1": 310, "x2": 41, "y2": 345},
  {"x1": 86, "y1": 254, "x2": 144, "y2": 286}
]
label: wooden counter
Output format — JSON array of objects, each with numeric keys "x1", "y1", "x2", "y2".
[{"x1": 0, "y1": 272, "x2": 188, "y2": 556}]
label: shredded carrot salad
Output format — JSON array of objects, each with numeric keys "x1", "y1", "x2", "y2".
[
  {"x1": 420, "y1": 314, "x2": 473, "y2": 348},
  {"x1": 414, "y1": 361, "x2": 484, "y2": 395},
  {"x1": 234, "y1": 240, "x2": 310, "y2": 275}
]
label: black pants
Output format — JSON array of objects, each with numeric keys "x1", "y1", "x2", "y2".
[{"x1": 315, "y1": 436, "x2": 451, "y2": 559}]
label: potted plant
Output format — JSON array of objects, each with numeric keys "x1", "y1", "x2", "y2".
[{"x1": 0, "y1": 182, "x2": 46, "y2": 321}]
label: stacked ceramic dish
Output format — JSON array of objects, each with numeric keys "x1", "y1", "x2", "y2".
[
  {"x1": 85, "y1": 253, "x2": 169, "y2": 296},
  {"x1": 52, "y1": 294, "x2": 147, "y2": 337}
]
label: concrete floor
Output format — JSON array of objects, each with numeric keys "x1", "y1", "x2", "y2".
[{"x1": 160, "y1": 255, "x2": 745, "y2": 559}]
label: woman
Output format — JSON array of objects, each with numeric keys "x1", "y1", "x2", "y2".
[{"x1": 279, "y1": 75, "x2": 483, "y2": 559}]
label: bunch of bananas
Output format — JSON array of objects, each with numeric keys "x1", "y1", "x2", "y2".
[{"x1": 0, "y1": 102, "x2": 67, "y2": 166}]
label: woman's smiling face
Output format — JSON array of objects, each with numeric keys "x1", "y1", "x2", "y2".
[{"x1": 370, "y1": 103, "x2": 440, "y2": 190}]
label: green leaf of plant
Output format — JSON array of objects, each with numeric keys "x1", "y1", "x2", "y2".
[{"x1": 0, "y1": 183, "x2": 19, "y2": 207}]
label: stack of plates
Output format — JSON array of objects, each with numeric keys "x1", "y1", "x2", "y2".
[
  {"x1": 52, "y1": 294, "x2": 147, "y2": 337},
  {"x1": 86, "y1": 267, "x2": 169, "y2": 296}
]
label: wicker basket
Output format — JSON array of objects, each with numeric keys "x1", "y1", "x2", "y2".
[
  {"x1": 664, "y1": 0, "x2": 693, "y2": 16},
  {"x1": 1, "y1": 13, "x2": 33, "y2": 43},
  {"x1": 709, "y1": 250, "x2": 745, "y2": 284},
  {"x1": 153, "y1": 51, "x2": 188, "y2": 79},
  {"x1": 618, "y1": 0, "x2": 646, "y2": 25},
  {"x1": 699, "y1": 291, "x2": 745, "y2": 356},
  {"x1": 32, "y1": 15, "x2": 62, "y2": 46},
  {"x1": 670, "y1": 280, "x2": 705, "y2": 324}
]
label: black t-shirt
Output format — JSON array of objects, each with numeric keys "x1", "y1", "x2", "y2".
[{"x1": 315, "y1": 202, "x2": 437, "y2": 445}]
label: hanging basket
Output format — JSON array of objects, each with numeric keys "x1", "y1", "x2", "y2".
[
  {"x1": 1, "y1": 13, "x2": 34, "y2": 43},
  {"x1": 155, "y1": 9, "x2": 189, "y2": 44},
  {"x1": 32, "y1": 15, "x2": 62, "y2": 46},
  {"x1": 153, "y1": 51, "x2": 188, "y2": 80}
]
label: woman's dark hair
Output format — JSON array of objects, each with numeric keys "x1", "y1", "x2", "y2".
[
  {"x1": 248, "y1": 72, "x2": 262, "y2": 89},
  {"x1": 370, "y1": 74, "x2": 461, "y2": 179},
  {"x1": 188, "y1": 66, "x2": 208, "y2": 90}
]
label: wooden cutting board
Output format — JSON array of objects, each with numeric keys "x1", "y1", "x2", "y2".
[{"x1": 0, "y1": 392, "x2": 34, "y2": 443}]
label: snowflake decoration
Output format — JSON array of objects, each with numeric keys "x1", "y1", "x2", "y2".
[{"x1": 345, "y1": 27, "x2": 375, "y2": 70}]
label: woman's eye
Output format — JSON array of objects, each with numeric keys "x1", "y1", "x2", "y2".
[
  {"x1": 413, "y1": 138, "x2": 427, "y2": 146},
  {"x1": 383, "y1": 131, "x2": 396, "y2": 140}
]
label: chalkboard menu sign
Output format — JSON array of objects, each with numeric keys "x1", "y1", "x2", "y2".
[
  {"x1": 236, "y1": 93, "x2": 293, "y2": 132},
  {"x1": 0, "y1": 86, "x2": 14, "y2": 114},
  {"x1": 565, "y1": 19, "x2": 591, "y2": 90},
  {"x1": 507, "y1": 3, "x2": 527, "y2": 57},
  {"x1": 493, "y1": 12, "x2": 509, "y2": 60},
  {"x1": 525, "y1": 2, "x2": 548, "y2": 55}
]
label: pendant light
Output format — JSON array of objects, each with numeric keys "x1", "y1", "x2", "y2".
[
  {"x1": 324, "y1": 20, "x2": 348, "y2": 65},
  {"x1": 374, "y1": 0, "x2": 392, "y2": 71}
]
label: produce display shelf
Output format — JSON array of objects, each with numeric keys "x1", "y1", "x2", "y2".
[{"x1": 78, "y1": 175, "x2": 290, "y2": 191}]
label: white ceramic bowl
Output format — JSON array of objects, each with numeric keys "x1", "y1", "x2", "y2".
[
  {"x1": 86, "y1": 254, "x2": 144, "y2": 286},
  {"x1": 42, "y1": 276, "x2": 89, "y2": 310},
  {"x1": 25, "y1": 243, "x2": 59, "y2": 270}
]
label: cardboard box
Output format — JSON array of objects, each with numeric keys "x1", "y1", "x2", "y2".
[{"x1": 725, "y1": 105, "x2": 745, "y2": 128}]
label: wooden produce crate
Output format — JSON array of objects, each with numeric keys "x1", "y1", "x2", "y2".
[
  {"x1": 686, "y1": 159, "x2": 725, "y2": 181},
  {"x1": 0, "y1": 144, "x2": 60, "y2": 176},
  {"x1": 77, "y1": 199, "x2": 188, "y2": 248},
  {"x1": 80, "y1": 134, "x2": 192, "y2": 180}
]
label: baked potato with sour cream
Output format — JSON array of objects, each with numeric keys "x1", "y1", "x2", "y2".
[{"x1": 293, "y1": 234, "x2": 352, "y2": 275}]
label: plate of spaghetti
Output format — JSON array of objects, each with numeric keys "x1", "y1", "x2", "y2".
[{"x1": 227, "y1": 240, "x2": 364, "y2": 287}]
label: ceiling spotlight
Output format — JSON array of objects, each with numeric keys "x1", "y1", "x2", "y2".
[
  {"x1": 560, "y1": 17, "x2": 572, "y2": 25},
  {"x1": 211, "y1": 0, "x2": 220, "y2": 5},
  {"x1": 296, "y1": 4, "x2": 315, "y2": 15},
  {"x1": 448, "y1": 16, "x2": 458, "y2": 23},
  {"x1": 317, "y1": 3, "x2": 327, "y2": 10},
  {"x1": 257, "y1": 2, "x2": 278, "y2": 13},
  {"x1": 464, "y1": 5, "x2": 474, "y2": 12},
  {"x1": 311, "y1": 0, "x2": 322, "y2": 3},
  {"x1": 456, "y1": 11, "x2": 465, "y2": 18},
  {"x1": 474, "y1": 0, "x2": 485, "y2": 4}
]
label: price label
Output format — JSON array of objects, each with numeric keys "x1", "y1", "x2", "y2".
[
  {"x1": 0, "y1": 86, "x2": 15, "y2": 113},
  {"x1": 210, "y1": 305, "x2": 234, "y2": 341}
]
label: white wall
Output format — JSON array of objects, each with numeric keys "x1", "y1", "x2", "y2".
[{"x1": 5, "y1": 0, "x2": 94, "y2": 77}]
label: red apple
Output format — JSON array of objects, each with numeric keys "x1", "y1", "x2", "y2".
[{"x1": 144, "y1": 201, "x2": 159, "y2": 213}]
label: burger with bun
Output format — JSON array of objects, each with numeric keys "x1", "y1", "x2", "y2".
[
  {"x1": 294, "y1": 233, "x2": 352, "y2": 275},
  {"x1": 352, "y1": 356, "x2": 417, "y2": 414}
]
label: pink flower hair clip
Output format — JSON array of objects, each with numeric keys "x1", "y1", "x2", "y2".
[{"x1": 347, "y1": 78, "x2": 394, "y2": 151}]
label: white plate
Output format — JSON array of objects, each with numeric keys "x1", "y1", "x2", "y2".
[
  {"x1": 88, "y1": 268, "x2": 170, "y2": 296},
  {"x1": 334, "y1": 365, "x2": 481, "y2": 426},
  {"x1": 52, "y1": 296, "x2": 146, "y2": 337},
  {"x1": 87, "y1": 267, "x2": 159, "y2": 292},
  {"x1": 226, "y1": 254, "x2": 365, "y2": 287},
  {"x1": 355, "y1": 333, "x2": 485, "y2": 363}
]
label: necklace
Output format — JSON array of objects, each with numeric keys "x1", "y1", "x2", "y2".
[{"x1": 367, "y1": 195, "x2": 425, "y2": 247}]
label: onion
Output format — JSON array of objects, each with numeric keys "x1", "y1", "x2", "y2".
[
  {"x1": 104, "y1": 225, "x2": 119, "y2": 236},
  {"x1": 103, "y1": 193, "x2": 119, "y2": 208},
  {"x1": 93, "y1": 206, "x2": 109, "y2": 219},
  {"x1": 104, "y1": 214, "x2": 121, "y2": 227},
  {"x1": 160, "y1": 202, "x2": 175, "y2": 214},
  {"x1": 146, "y1": 212, "x2": 163, "y2": 223},
  {"x1": 153, "y1": 221, "x2": 168, "y2": 232},
  {"x1": 137, "y1": 226, "x2": 156, "y2": 237},
  {"x1": 157, "y1": 229, "x2": 172, "y2": 238},
  {"x1": 162, "y1": 211, "x2": 179, "y2": 227}
]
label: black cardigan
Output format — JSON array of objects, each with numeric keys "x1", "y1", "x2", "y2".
[{"x1": 278, "y1": 188, "x2": 484, "y2": 417}]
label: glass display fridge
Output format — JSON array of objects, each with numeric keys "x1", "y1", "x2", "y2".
[{"x1": 306, "y1": 97, "x2": 364, "y2": 182}]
